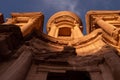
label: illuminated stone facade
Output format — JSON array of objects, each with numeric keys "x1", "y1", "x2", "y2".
[{"x1": 0, "y1": 11, "x2": 120, "y2": 80}]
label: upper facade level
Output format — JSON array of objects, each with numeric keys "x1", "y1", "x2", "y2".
[
  {"x1": 47, "y1": 11, "x2": 83, "y2": 39},
  {"x1": 0, "y1": 11, "x2": 120, "y2": 55}
]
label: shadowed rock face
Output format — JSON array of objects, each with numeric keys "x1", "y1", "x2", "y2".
[
  {"x1": 0, "y1": 12, "x2": 43, "y2": 58},
  {"x1": 0, "y1": 11, "x2": 120, "y2": 80},
  {"x1": 0, "y1": 13, "x2": 4, "y2": 24},
  {"x1": 0, "y1": 25, "x2": 23, "y2": 57}
]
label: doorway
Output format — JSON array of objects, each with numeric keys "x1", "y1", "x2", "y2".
[{"x1": 47, "y1": 71, "x2": 91, "y2": 80}]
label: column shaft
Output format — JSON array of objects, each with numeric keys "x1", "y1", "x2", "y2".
[
  {"x1": 96, "y1": 19, "x2": 116, "y2": 36},
  {"x1": 74, "y1": 24, "x2": 83, "y2": 38},
  {"x1": 48, "y1": 24, "x2": 57, "y2": 37}
]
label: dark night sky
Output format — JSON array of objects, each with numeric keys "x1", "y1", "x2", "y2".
[{"x1": 0, "y1": 0, "x2": 120, "y2": 34}]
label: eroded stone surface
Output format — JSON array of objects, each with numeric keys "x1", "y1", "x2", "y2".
[{"x1": 0, "y1": 11, "x2": 120, "y2": 80}]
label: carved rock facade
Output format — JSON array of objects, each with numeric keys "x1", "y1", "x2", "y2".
[{"x1": 0, "y1": 11, "x2": 120, "y2": 80}]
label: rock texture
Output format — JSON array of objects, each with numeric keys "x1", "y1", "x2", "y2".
[{"x1": 0, "y1": 11, "x2": 120, "y2": 80}]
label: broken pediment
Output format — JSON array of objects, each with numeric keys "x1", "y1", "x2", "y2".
[
  {"x1": 86, "y1": 10, "x2": 120, "y2": 33},
  {"x1": 86, "y1": 11, "x2": 120, "y2": 53},
  {"x1": 3, "y1": 12, "x2": 44, "y2": 37}
]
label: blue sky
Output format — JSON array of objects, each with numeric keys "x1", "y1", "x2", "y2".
[{"x1": 0, "y1": 0, "x2": 120, "y2": 34}]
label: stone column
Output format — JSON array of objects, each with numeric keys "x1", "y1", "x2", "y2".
[
  {"x1": 54, "y1": 28, "x2": 59, "y2": 38},
  {"x1": 104, "y1": 50, "x2": 120, "y2": 80},
  {"x1": 73, "y1": 23, "x2": 83, "y2": 38},
  {"x1": 95, "y1": 18, "x2": 116, "y2": 36},
  {"x1": 119, "y1": 34, "x2": 120, "y2": 50},
  {"x1": 89, "y1": 72, "x2": 104, "y2": 80},
  {"x1": 99, "y1": 64, "x2": 114, "y2": 80},
  {"x1": 48, "y1": 23, "x2": 57, "y2": 37},
  {"x1": 20, "y1": 18, "x2": 35, "y2": 37},
  {"x1": 0, "y1": 49, "x2": 32, "y2": 80},
  {"x1": 71, "y1": 28, "x2": 74, "y2": 38}
]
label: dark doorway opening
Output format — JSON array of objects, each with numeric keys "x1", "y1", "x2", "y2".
[{"x1": 47, "y1": 71, "x2": 91, "y2": 80}]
